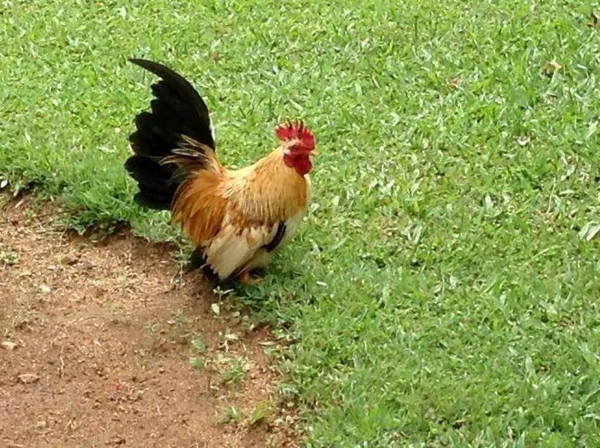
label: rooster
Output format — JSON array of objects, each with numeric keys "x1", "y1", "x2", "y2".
[{"x1": 124, "y1": 59, "x2": 316, "y2": 284}]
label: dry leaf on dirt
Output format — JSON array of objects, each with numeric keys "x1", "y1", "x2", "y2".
[
  {"x1": 2, "y1": 341, "x2": 18, "y2": 351},
  {"x1": 18, "y1": 373, "x2": 40, "y2": 384}
]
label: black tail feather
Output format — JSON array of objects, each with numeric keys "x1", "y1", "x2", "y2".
[
  {"x1": 129, "y1": 58, "x2": 215, "y2": 152},
  {"x1": 125, "y1": 58, "x2": 216, "y2": 210}
]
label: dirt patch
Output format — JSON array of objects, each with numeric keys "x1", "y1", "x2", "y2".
[{"x1": 0, "y1": 197, "x2": 297, "y2": 448}]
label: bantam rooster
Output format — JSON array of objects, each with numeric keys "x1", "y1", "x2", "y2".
[{"x1": 124, "y1": 59, "x2": 316, "y2": 284}]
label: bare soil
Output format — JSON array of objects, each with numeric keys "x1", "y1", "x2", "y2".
[{"x1": 0, "y1": 197, "x2": 297, "y2": 448}]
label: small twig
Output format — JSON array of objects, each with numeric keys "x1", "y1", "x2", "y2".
[{"x1": 59, "y1": 346, "x2": 65, "y2": 378}]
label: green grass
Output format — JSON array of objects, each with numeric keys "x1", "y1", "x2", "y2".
[{"x1": 2, "y1": 0, "x2": 600, "y2": 445}]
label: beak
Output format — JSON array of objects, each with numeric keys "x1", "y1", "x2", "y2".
[{"x1": 310, "y1": 150, "x2": 318, "y2": 158}]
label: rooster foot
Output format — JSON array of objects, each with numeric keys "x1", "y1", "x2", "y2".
[{"x1": 237, "y1": 271, "x2": 263, "y2": 286}]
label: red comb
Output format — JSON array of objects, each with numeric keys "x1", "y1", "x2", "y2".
[{"x1": 275, "y1": 120, "x2": 315, "y2": 150}]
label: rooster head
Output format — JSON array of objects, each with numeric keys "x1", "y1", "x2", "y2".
[{"x1": 276, "y1": 120, "x2": 316, "y2": 176}]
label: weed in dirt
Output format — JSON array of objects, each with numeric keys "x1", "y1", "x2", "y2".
[
  {"x1": 220, "y1": 356, "x2": 249, "y2": 386},
  {"x1": 164, "y1": 311, "x2": 194, "y2": 344},
  {"x1": 189, "y1": 334, "x2": 208, "y2": 371},
  {"x1": 0, "y1": 250, "x2": 19, "y2": 266},
  {"x1": 219, "y1": 405, "x2": 244, "y2": 425},
  {"x1": 167, "y1": 311, "x2": 189, "y2": 328},
  {"x1": 249, "y1": 400, "x2": 272, "y2": 426},
  {"x1": 170, "y1": 245, "x2": 194, "y2": 268},
  {"x1": 143, "y1": 321, "x2": 159, "y2": 334},
  {"x1": 189, "y1": 356, "x2": 206, "y2": 372},
  {"x1": 190, "y1": 335, "x2": 207, "y2": 353}
]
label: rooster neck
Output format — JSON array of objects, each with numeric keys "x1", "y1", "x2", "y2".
[{"x1": 225, "y1": 149, "x2": 309, "y2": 222}]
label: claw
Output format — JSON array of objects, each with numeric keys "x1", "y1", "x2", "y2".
[{"x1": 237, "y1": 271, "x2": 263, "y2": 286}]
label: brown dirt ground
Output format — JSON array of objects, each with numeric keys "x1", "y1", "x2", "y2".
[{"x1": 0, "y1": 196, "x2": 298, "y2": 448}]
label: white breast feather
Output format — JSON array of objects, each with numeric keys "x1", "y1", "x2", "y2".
[{"x1": 205, "y1": 176, "x2": 311, "y2": 280}]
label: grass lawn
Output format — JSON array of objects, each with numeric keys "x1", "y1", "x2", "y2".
[{"x1": 2, "y1": 0, "x2": 599, "y2": 445}]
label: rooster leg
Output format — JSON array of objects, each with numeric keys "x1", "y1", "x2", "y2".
[{"x1": 237, "y1": 271, "x2": 263, "y2": 285}]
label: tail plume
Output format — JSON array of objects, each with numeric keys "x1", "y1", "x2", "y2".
[{"x1": 125, "y1": 58, "x2": 216, "y2": 210}]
